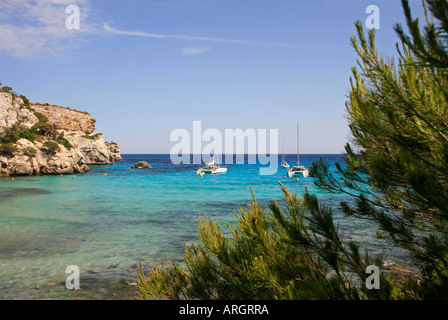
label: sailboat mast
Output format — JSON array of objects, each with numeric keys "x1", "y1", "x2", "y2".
[
  {"x1": 213, "y1": 128, "x2": 217, "y2": 165},
  {"x1": 282, "y1": 137, "x2": 285, "y2": 162},
  {"x1": 297, "y1": 123, "x2": 300, "y2": 165}
]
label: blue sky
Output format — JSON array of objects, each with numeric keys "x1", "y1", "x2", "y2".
[{"x1": 0, "y1": 0, "x2": 426, "y2": 154}]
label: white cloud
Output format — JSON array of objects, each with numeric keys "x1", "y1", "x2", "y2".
[
  {"x1": 0, "y1": 0, "x2": 97, "y2": 58},
  {"x1": 179, "y1": 46, "x2": 211, "y2": 56},
  {"x1": 104, "y1": 24, "x2": 295, "y2": 48},
  {"x1": 0, "y1": 1, "x2": 295, "y2": 59}
]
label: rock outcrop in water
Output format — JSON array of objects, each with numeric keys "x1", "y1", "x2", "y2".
[
  {"x1": 131, "y1": 161, "x2": 151, "y2": 169},
  {"x1": 0, "y1": 88, "x2": 122, "y2": 176}
]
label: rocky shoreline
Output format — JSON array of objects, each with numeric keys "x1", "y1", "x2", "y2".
[{"x1": 0, "y1": 90, "x2": 121, "y2": 176}]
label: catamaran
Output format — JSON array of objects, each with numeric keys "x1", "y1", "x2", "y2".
[
  {"x1": 287, "y1": 123, "x2": 309, "y2": 178},
  {"x1": 197, "y1": 157, "x2": 227, "y2": 174},
  {"x1": 281, "y1": 137, "x2": 290, "y2": 168}
]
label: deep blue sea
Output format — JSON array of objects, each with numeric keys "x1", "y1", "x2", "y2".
[{"x1": 0, "y1": 154, "x2": 410, "y2": 299}]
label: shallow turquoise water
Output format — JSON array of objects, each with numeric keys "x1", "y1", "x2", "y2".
[{"x1": 0, "y1": 154, "x2": 408, "y2": 299}]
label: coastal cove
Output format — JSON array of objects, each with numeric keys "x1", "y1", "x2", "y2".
[{"x1": 0, "y1": 154, "x2": 411, "y2": 300}]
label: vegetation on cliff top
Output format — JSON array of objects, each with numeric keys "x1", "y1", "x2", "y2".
[
  {"x1": 31, "y1": 102, "x2": 90, "y2": 116},
  {"x1": 1, "y1": 80, "x2": 90, "y2": 116}
]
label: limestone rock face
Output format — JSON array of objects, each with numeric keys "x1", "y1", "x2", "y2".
[
  {"x1": 17, "y1": 108, "x2": 39, "y2": 131},
  {"x1": 106, "y1": 142, "x2": 123, "y2": 162},
  {"x1": 66, "y1": 134, "x2": 114, "y2": 165},
  {"x1": 0, "y1": 93, "x2": 17, "y2": 134},
  {"x1": 0, "y1": 138, "x2": 89, "y2": 176},
  {"x1": 0, "y1": 92, "x2": 121, "y2": 176},
  {"x1": 31, "y1": 103, "x2": 96, "y2": 134},
  {"x1": 0, "y1": 93, "x2": 39, "y2": 135}
]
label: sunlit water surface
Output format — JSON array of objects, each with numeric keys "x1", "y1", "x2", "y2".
[{"x1": 0, "y1": 154, "x2": 411, "y2": 299}]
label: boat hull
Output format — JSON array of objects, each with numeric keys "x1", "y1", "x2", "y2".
[
  {"x1": 197, "y1": 167, "x2": 228, "y2": 174},
  {"x1": 287, "y1": 166, "x2": 309, "y2": 178}
]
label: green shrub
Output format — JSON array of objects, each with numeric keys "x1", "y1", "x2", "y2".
[
  {"x1": 20, "y1": 95, "x2": 30, "y2": 107},
  {"x1": 55, "y1": 137, "x2": 73, "y2": 150},
  {"x1": 33, "y1": 112, "x2": 48, "y2": 123},
  {"x1": 22, "y1": 146, "x2": 37, "y2": 157},
  {"x1": 0, "y1": 143, "x2": 19, "y2": 156},
  {"x1": 42, "y1": 141, "x2": 60, "y2": 153},
  {"x1": 82, "y1": 133, "x2": 102, "y2": 141},
  {"x1": 1, "y1": 86, "x2": 13, "y2": 94},
  {"x1": 0, "y1": 124, "x2": 21, "y2": 144},
  {"x1": 1, "y1": 85, "x2": 17, "y2": 98},
  {"x1": 56, "y1": 131, "x2": 65, "y2": 141},
  {"x1": 19, "y1": 129, "x2": 36, "y2": 142},
  {"x1": 31, "y1": 122, "x2": 56, "y2": 137}
]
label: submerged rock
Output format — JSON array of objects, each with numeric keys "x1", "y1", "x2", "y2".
[
  {"x1": 88, "y1": 263, "x2": 120, "y2": 274},
  {"x1": 131, "y1": 161, "x2": 151, "y2": 169}
]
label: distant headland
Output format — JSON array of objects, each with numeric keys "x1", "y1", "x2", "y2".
[{"x1": 0, "y1": 85, "x2": 121, "y2": 176}]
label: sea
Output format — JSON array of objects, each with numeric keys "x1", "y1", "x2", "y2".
[{"x1": 0, "y1": 154, "x2": 411, "y2": 300}]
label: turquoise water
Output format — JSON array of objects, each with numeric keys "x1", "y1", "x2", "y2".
[{"x1": 0, "y1": 154, "x2": 408, "y2": 300}]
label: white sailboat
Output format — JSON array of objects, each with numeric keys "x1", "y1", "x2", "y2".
[
  {"x1": 196, "y1": 157, "x2": 227, "y2": 174},
  {"x1": 280, "y1": 137, "x2": 290, "y2": 168},
  {"x1": 287, "y1": 123, "x2": 309, "y2": 178},
  {"x1": 197, "y1": 132, "x2": 227, "y2": 175}
]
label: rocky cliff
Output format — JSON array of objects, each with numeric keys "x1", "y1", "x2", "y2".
[
  {"x1": 0, "y1": 93, "x2": 38, "y2": 135},
  {"x1": 31, "y1": 102, "x2": 96, "y2": 134},
  {"x1": 0, "y1": 90, "x2": 121, "y2": 176}
]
